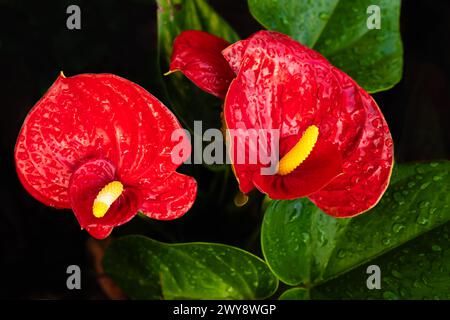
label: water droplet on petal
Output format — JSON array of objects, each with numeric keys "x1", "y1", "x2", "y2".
[
  {"x1": 385, "y1": 138, "x2": 393, "y2": 147},
  {"x1": 371, "y1": 118, "x2": 381, "y2": 128}
]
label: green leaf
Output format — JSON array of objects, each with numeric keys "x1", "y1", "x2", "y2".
[
  {"x1": 103, "y1": 235, "x2": 278, "y2": 299},
  {"x1": 248, "y1": 0, "x2": 403, "y2": 92},
  {"x1": 279, "y1": 288, "x2": 310, "y2": 300},
  {"x1": 313, "y1": 222, "x2": 450, "y2": 299},
  {"x1": 248, "y1": 0, "x2": 339, "y2": 48},
  {"x1": 157, "y1": 0, "x2": 240, "y2": 130},
  {"x1": 261, "y1": 161, "x2": 450, "y2": 287}
]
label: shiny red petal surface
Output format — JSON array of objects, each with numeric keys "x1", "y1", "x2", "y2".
[
  {"x1": 308, "y1": 70, "x2": 394, "y2": 217},
  {"x1": 224, "y1": 31, "x2": 393, "y2": 216},
  {"x1": 222, "y1": 39, "x2": 250, "y2": 75},
  {"x1": 253, "y1": 137, "x2": 343, "y2": 199},
  {"x1": 169, "y1": 30, "x2": 235, "y2": 99},
  {"x1": 15, "y1": 73, "x2": 192, "y2": 209},
  {"x1": 69, "y1": 159, "x2": 142, "y2": 239},
  {"x1": 85, "y1": 225, "x2": 114, "y2": 240},
  {"x1": 139, "y1": 172, "x2": 197, "y2": 220}
]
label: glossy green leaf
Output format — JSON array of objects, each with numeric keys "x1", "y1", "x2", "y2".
[
  {"x1": 157, "y1": 0, "x2": 239, "y2": 130},
  {"x1": 248, "y1": 0, "x2": 339, "y2": 47},
  {"x1": 279, "y1": 288, "x2": 310, "y2": 300},
  {"x1": 248, "y1": 0, "x2": 403, "y2": 92},
  {"x1": 103, "y1": 235, "x2": 278, "y2": 299},
  {"x1": 313, "y1": 222, "x2": 450, "y2": 299},
  {"x1": 262, "y1": 161, "x2": 450, "y2": 287}
]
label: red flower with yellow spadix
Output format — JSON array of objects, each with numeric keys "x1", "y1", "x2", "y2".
[
  {"x1": 15, "y1": 73, "x2": 197, "y2": 239},
  {"x1": 168, "y1": 30, "x2": 393, "y2": 217}
]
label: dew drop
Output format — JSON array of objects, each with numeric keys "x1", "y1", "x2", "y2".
[
  {"x1": 420, "y1": 182, "x2": 431, "y2": 190},
  {"x1": 319, "y1": 231, "x2": 329, "y2": 247},
  {"x1": 399, "y1": 287, "x2": 409, "y2": 297},
  {"x1": 319, "y1": 12, "x2": 330, "y2": 20},
  {"x1": 371, "y1": 118, "x2": 381, "y2": 128},
  {"x1": 350, "y1": 175, "x2": 360, "y2": 184},
  {"x1": 421, "y1": 274, "x2": 430, "y2": 286},
  {"x1": 391, "y1": 270, "x2": 402, "y2": 279},
  {"x1": 419, "y1": 201, "x2": 430, "y2": 209},
  {"x1": 416, "y1": 213, "x2": 429, "y2": 225},
  {"x1": 301, "y1": 232, "x2": 310, "y2": 242},
  {"x1": 392, "y1": 223, "x2": 405, "y2": 233},
  {"x1": 383, "y1": 291, "x2": 399, "y2": 300},
  {"x1": 432, "y1": 244, "x2": 442, "y2": 252},
  {"x1": 430, "y1": 162, "x2": 439, "y2": 167},
  {"x1": 416, "y1": 167, "x2": 426, "y2": 174},
  {"x1": 287, "y1": 208, "x2": 301, "y2": 223},
  {"x1": 385, "y1": 138, "x2": 393, "y2": 147},
  {"x1": 393, "y1": 192, "x2": 405, "y2": 205}
]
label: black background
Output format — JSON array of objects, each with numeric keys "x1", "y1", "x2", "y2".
[{"x1": 0, "y1": 0, "x2": 449, "y2": 299}]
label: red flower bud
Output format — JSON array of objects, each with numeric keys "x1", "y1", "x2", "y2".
[{"x1": 168, "y1": 30, "x2": 235, "y2": 99}]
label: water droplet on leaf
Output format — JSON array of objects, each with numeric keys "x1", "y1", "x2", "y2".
[
  {"x1": 383, "y1": 291, "x2": 399, "y2": 300},
  {"x1": 391, "y1": 270, "x2": 402, "y2": 279},
  {"x1": 337, "y1": 249, "x2": 346, "y2": 258},
  {"x1": 416, "y1": 213, "x2": 429, "y2": 225},
  {"x1": 392, "y1": 223, "x2": 405, "y2": 233},
  {"x1": 420, "y1": 182, "x2": 431, "y2": 190},
  {"x1": 319, "y1": 12, "x2": 330, "y2": 20},
  {"x1": 432, "y1": 244, "x2": 442, "y2": 252}
]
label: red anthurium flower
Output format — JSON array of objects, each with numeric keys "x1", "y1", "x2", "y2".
[
  {"x1": 170, "y1": 30, "x2": 393, "y2": 217},
  {"x1": 168, "y1": 30, "x2": 236, "y2": 99},
  {"x1": 15, "y1": 73, "x2": 197, "y2": 238}
]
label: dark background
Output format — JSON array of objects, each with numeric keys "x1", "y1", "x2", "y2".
[{"x1": 0, "y1": 0, "x2": 449, "y2": 299}]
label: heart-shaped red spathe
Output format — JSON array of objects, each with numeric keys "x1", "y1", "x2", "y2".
[
  {"x1": 225, "y1": 31, "x2": 393, "y2": 217},
  {"x1": 168, "y1": 30, "x2": 235, "y2": 99},
  {"x1": 170, "y1": 30, "x2": 393, "y2": 217},
  {"x1": 15, "y1": 73, "x2": 197, "y2": 238}
]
